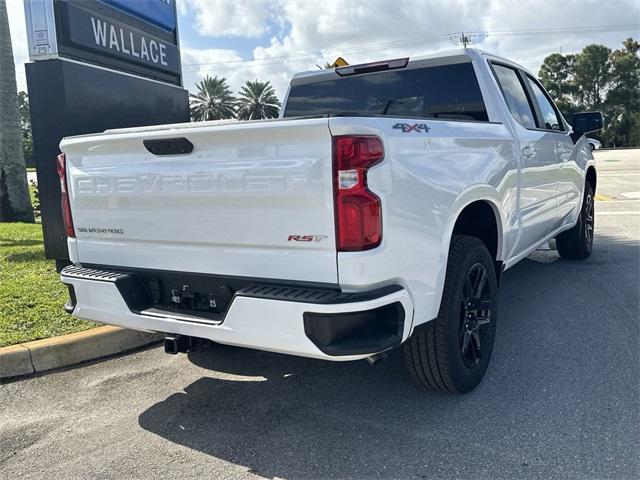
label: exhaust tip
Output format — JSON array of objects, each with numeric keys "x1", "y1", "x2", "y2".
[
  {"x1": 366, "y1": 352, "x2": 388, "y2": 366},
  {"x1": 164, "y1": 335, "x2": 200, "y2": 355},
  {"x1": 164, "y1": 336, "x2": 180, "y2": 355}
]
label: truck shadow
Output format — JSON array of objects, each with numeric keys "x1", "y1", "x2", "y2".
[
  {"x1": 5, "y1": 250, "x2": 45, "y2": 263},
  {"x1": 0, "y1": 238, "x2": 43, "y2": 248},
  {"x1": 138, "y1": 234, "x2": 639, "y2": 479}
]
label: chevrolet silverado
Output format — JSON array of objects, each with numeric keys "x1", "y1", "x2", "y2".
[{"x1": 58, "y1": 48, "x2": 603, "y2": 393}]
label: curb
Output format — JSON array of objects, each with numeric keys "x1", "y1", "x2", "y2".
[{"x1": 0, "y1": 326, "x2": 162, "y2": 380}]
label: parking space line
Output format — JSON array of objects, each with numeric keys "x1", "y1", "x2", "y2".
[
  {"x1": 596, "y1": 211, "x2": 639, "y2": 216},
  {"x1": 598, "y1": 173, "x2": 640, "y2": 177},
  {"x1": 595, "y1": 193, "x2": 612, "y2": 201},
  {"x1": 621, "y1": 192, "x2": 640, "y2": 199}
]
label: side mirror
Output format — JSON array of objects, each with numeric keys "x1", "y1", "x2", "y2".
[{"x1": 572, "y1": 112, "x2": 604, "y2": 135}]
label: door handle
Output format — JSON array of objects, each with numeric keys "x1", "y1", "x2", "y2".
[
  {"x1": 557, "y1": 143, "x2": 572, "y2": 162},
  {"x1": 521, "y1": 145, "x2": 536, "y2": 157}
]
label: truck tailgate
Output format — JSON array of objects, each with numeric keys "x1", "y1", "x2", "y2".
[{"x1": 60, "y1": 118, "x2": 337, "y2": 284}]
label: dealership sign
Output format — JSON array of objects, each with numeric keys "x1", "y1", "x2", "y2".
[
  {"x1": 103, "y1": 0, "x2": 176, "y2": 31},
  {"x1": 66, "y1": 3, "x2": 179, "y2": 74},
  {"x1": 24, "y1": 0, "x2": 182, "y2": 85}
]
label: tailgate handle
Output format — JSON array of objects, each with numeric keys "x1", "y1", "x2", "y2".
[{"x1": 143, "y1": 137, "x2": 193, "y2": 156}]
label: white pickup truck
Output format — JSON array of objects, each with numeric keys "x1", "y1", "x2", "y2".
[{"x1": 58, "y1": 48, "x2": 602, "y2": 393}]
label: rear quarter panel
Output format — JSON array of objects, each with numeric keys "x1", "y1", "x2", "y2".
[{"x1": 329, "y1": 116, "x2": 517, "y2": 326}]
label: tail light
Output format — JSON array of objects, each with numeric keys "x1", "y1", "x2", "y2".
[
  {"x1": 333, "y1": 136, "x2": 384, "y2": 251},
  {"x1": 56, "y1": 153, "x2": 75, "y2": 238}
]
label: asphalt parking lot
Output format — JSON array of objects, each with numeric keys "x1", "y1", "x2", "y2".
[{"x1": 2, "y1": 150, "x2": 639, "y2": 480}]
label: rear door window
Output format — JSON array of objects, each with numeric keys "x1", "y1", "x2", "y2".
[
  {"x1": 526, "y1": 75, "x2": 565, "y2": 131},
  {"x1": 491, "y1": 64, "x2": 536, "y2": 129},
  {"x1": 284, "y1": 62, "x2": 489, "y2": 122}
]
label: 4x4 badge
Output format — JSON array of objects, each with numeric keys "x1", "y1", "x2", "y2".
[{"x1": 393, "y1": 123, "x2": 430, "y2": 133}]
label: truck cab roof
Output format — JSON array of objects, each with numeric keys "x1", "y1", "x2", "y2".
[{"x1": 290, "y1": 48, "x2": 533, "y2": 85}]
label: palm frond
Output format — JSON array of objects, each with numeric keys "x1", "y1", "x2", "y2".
[
  {"x1": 189, "y1": 75, "x2": 237, "y2": 121},
  {"x1": 236, "y1": 80, "x2": 281, "y2": 120}
]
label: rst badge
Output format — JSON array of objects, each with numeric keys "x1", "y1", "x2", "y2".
[
  {"x1": 288, "y1": 235, "x2": 328, "y2": 242},
  {"x1": 393, "y1": 123, "x2": 430, "y2": 133}
]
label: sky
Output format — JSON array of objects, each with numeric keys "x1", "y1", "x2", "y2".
[{"x1": 7, "y1": 0, "x2": 640, "y2": 101}]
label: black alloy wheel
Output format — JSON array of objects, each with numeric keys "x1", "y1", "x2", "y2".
[
  {"x1": 584, "y1": 192, "x2": 594, "y2": 248},
  {"x1": 459, "y1": 263, "x2": 493, "y2": 369},
  {"x1": 557, "y1": 182, "x2": 595, "y2": 260},
  {"x1": 404, "y1": 235, "x2": 498, "y2": 393}
]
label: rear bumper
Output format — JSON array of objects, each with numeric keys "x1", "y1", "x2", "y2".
[{"x1": 61, "y1": 266, "x2": 414, "y2": 361}]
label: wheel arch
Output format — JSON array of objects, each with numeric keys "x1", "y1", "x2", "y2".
[
  {"x1": 451, "y1": 201, "x2": 501, "y2": 261},
  {"x1": 409, "y1": 184, "x2": 510, "y2": 326},
  {"x1": 586, "y1": 165, "x2": 597, "y2": 193},
  {"x1": 446, "y1": 188, "x2": 507, "y2": 263},
  {"x1": 423, "y1": 192, "x2": 506, "y2": 322}
]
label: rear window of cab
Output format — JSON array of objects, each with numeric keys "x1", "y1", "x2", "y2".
[{"x1": 283, "y1": 62, "x2": 489, "y2": 122}]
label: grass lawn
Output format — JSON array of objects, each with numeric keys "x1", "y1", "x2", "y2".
[{"x1": 0, "y1": 222, "x2": 95, "y2": 347}]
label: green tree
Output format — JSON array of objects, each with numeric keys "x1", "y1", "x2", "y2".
[
  {"x1": 603, "y1": 39, "x2": 640, "y2": 147},
  {"x1": 189, "y1": 75, "x2": 236, "y2": 121},
  {"x1": 0, "y1": 0, "x2": 34, "y2": 222},
  {"x1": 17, "y1": 91, "x2": 33, "y2": 168},
  {"x1": 539, "y1": 38, "x2": 639, "y2": 148},
  {"x1": 573, "y1": 44, "x2": 612, "y2": 109},
  {"x1": 607, "y1": 38, "x2": 640, "y2": 111},
  {"x1": 628, "y1": 112, "x2": 640, "y2": 146},
  {"x1": 539, "y1": 53, "x2": 576, "y2": 118},
  {"x1": 236, "y1": 80, "x2": 280, "y2": 120}
]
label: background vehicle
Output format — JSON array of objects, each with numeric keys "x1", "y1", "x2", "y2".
[
  {"x1": 588, "y1": 137, "x2": 602, "y2": 150},
  {"x1": 58, "y1": 49, "x2": 602, "y2": 393}
]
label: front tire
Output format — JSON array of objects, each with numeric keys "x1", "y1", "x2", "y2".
[
  {"x1": 404, "y1": 235, "x2": 498, "y2": 394},
  {"x1": 556, "y1": 183, "x2": 594, "y2": 260}
]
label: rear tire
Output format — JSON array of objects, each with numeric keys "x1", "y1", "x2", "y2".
[
  {"x1": 404, "y1": 235, "x2": 498, "y2": 394},
  {"x1": 556, "y1": 183, "x2": 594, "y2": 260}
]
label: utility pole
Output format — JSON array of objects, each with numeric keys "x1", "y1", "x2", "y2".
[
  {"x1": 450, "y1": 32, "x2": 475, "y2": 48},
  {"x1": 558, "y1": 46, "x2": 564, "y2": 102}
]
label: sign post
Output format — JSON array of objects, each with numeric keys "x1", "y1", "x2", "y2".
[{"x1": 24, "y1": 0, "x2": 190, "y2": 268}]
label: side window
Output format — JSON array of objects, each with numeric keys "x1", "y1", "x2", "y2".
[
  {"x1": 491, "y1": 64, "x2": 536, "y2": 129},
  {"x1": 526, "y1": 76, "x2": 564, "y2": 131}
]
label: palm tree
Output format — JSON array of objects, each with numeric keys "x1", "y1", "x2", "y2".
[
  {"x1": 189, "y1": 76, "x2": 236, "y2": 121},
  {"x1": 0, "y1": 0, "x2": 34, "y2": 222},
  {"x1": 236, "y1": 80, "x2": 281, "y2": 120}
]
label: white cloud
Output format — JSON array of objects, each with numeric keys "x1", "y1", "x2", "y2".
[
  {"x1": 181, "y1": 46, "x2": 245, "y2": 93},
  {"x1": 230, "y1": 0, "x2": 496, "y2": 97},
  {"x1": 248, "y1": 0, "x2": 639, "y2": 90},
  {"x1": 480, "y1": 0, "x2": 640, "y2": 73},
  {"x1": 181, "y1": 0, "x2": 273, "y2": 37},
  {"x1": 181, "y1": 39, "x2": 306, "y2": 99},
  {"x1": 8, "y1": 0, "x2": 640, "y2": 103}
]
